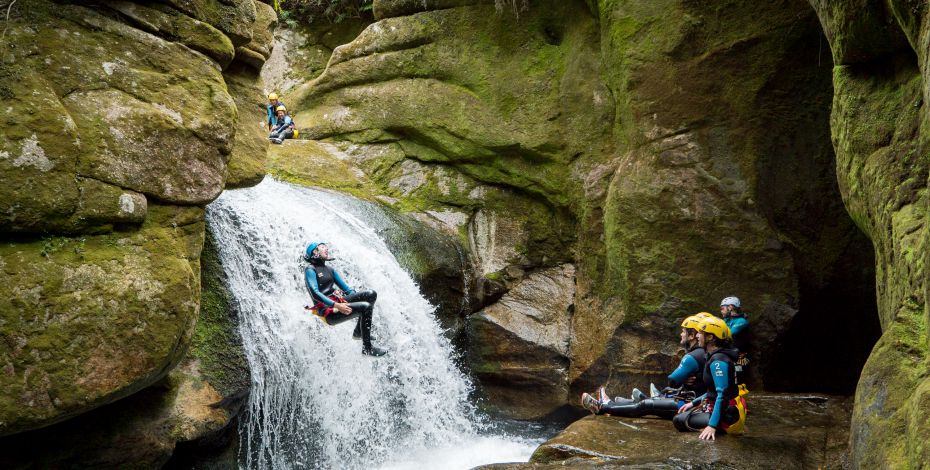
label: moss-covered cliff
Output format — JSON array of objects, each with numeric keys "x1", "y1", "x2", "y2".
[
  {"x1": 284, "y1": 0, "x2": 875, "y2": 420},
  {"x1": 0, "y1": 0, "x2": 273, "y2": 448},
  {"x1": 809, "y1": 0, "x2": 930, "y2": 466}
]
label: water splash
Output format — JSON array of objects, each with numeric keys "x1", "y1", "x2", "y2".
[{"x1": 206, "y1": 178, "x2": 539, "y2": 469}]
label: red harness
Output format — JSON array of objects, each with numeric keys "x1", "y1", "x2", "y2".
[{"x1": 305, "y1": 294, "x2": 346, "y2": 318}]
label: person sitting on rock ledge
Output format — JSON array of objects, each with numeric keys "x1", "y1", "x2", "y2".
[
  {"x1": 673, "y1": 315, "x2": 747, "y2": 440},
  {"x1": 580, "y1": 312, "x2": 710, "y2": 418},
  {"x1": 303, "y1": 242, "x2": 387, "y2": 357},
  {"x1": 266, "y1": 92, "x2": 285, "y2": 131},
  {"x1": 269, "y1": 105, "x2": 297, "y2": 144},
  {"x1": 719, "y1": 296, "x2": 750, "y2": 386}
]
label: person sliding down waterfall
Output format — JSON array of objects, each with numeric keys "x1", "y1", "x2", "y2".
[
  {"x1": 580, "y1": 312, "x2": 711, "y2": 418},
  {"x1": 673, "y1": 315, "x2": 748, "y2": 440},
  {"x1": 303, "y1": 242, "x2": 387, "y2": 357}
]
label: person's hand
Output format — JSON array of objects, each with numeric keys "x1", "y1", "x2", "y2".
[
  {"x1": 677, "y1": 402, "x2": 694, "y2": 414},
  {"x1": 334, "y1": 302, "x2": 352, "y2": 315},
  {"x1": 699, "y1": 426, "x2": 716, "y2": 440}
]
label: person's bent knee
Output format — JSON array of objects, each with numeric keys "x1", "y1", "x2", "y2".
[{"x1": 672, "y1": 413, "x2": 689, "y2": 432}]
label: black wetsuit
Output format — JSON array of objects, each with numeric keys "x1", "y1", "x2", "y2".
[
  {"x1": 726, "y1": 313, "x2": 750, "y2": 385},
  {"x1": 668, "y1": 345, "x2": 707, "y2": 396},
  {"x1": 304, "y1": 258, "x2": 376, "y2": 349},
  {"x1": 673, "y1": 348, "x2": 742, "y2": 432},
  {"x1": 597, "y1": 346, "x2": 707, "y2": 419}
]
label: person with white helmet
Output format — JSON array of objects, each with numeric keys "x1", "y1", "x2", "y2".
[
  {"x1": 673, "y1": 315, "x2": 748, "y2": 439},
  {"x1": 719, "y1": 296, "x2": 750, "y2": 385}
]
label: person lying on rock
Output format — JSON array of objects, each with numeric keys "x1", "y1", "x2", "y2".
[
  {"x1": 580, "y1": 312, "x2": 711, "y2": 418},
  {"x1": 269, "y1": 105, "x2": 297, "y2": 144},
  {"x1": 719, "y1": 296, "x2": 750, "y2": 386},
  {"x1": 266, "y1": 92, "x2": 286, "y2": 131},
  {"x1": 673, "y1": 315, "x2": 748, "y2": 439},
  {"x1": 303, "y1": 242, "x2": 387, "y2": 357}
]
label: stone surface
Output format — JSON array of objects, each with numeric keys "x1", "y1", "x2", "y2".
[
  {"x1": 289, "y1": 0, "x2": 873, "y2": 413},
  {"x1": 0, "y1": 0, "x2": 268, "y2": 439},
  {"x1": 478, "y1": 394, "x2": 851, "y2": 470},
  {"x1": 0, "y1": 232, "x2": 249, "y2": 466},
  {"x1": 811, "y1": 0, "x2": 930, "y2": 465},
  {"x1": 468, "y1": 265, "x2": 575, "y2": 419},
  {"x1": 0, "y1": 205, "x2": 204, "y2": 436}
]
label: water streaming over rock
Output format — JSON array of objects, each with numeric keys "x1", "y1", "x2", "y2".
[{"x1": 206, "y1": 178, "x2": 539, "y2": 469}]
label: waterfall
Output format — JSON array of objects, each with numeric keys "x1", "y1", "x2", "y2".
[{"x1": 206, "y1": 178, "x2": 538, "y2": 469}]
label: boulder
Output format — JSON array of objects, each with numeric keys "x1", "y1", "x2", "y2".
[
  {"x1": 478, "y1": 394, "x2": 852, "y2": 469},
  {"x1": 467, "y1": 265, "x2": 575, "y2": 419},
  {"x1": 0, "y1": 204, "x2": 204, "y2": 436}
]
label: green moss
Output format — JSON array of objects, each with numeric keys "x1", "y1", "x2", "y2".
[{"x1": 190, "y1": 231, "x2": 249, "y2": 400}]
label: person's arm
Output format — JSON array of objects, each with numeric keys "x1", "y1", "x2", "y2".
[
  {"x1": 729, "y1": 317, "x2": 748, "y2": 336},
  {"x1": 305, "y1": 268, "x2": 335, "y2": 307},
  {"x1": 332, "y1": 269, "x2": 355, "y2": 295},
  {"x1": 267, "y1": 106, "x2": 274, "y2": 129},
  {"x1": 668, "y1": 354, "x2": 699, "y2": 387},
  {"x1": 707, "y1": 360, "x2": 730, "y2": 428}
]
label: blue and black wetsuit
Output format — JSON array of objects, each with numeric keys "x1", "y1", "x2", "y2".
[
  {"x1": 267, "y1": 100, "x2": 286, "y2": 129},
  {"x1": 725, "y1": 313, "x2": 750, "y2": 385},
  {"x1": 673, "y1": 348, "x2": 743, "y2": 432},
  {"x1": 305, "y1": 258, "x2": 377, "y2": 349},
  {"x1": 269, "y1": 115, "x2": 295, "y2": 142},
  {"x1": 595, "y1": 346, "x2": 707, "y2": 419},
  {"x1": 668, "y1": 345, "x2": 707, "y2": 397}
]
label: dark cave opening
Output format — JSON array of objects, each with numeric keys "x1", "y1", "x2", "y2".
[{"x1": 751, "y1": 11, "x2": 882, "y2": 395}]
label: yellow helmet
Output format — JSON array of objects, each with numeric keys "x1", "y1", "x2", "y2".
[
  {"x1": 681, "y1": 315, "x2": 703, "y2": 331},
  {"x1": 275, "y1": 105, "x2": 287, "y2": 112},
  {"x1": 694, "y1": 311, "x2": 713, "y2": 319},
  {"x1": 268, "y1": 93, "x2": 279, "y2": 100},
  {"x1": 698, "y1": 315, "x2": 731, "y2": 341}
]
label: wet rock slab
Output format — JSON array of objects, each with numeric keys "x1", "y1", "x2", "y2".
[{"x1": 478, "y1": 394, "x2": 851, "y2": 469}]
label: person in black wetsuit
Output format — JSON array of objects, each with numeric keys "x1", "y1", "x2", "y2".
[
  {"x1": 673, "y1": 315, "x2": 747, "y2": 439},
  {"x1": 580, "y1": 313, "x2": 710, "y2": 419},
  {"x1": 720, "y1": 296, "x2": 750, "y2": 385},
  {"x1": 303, "y1": 242, "x2": 387, "y2": 357}
]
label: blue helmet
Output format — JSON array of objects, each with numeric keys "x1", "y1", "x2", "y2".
[{"x1": 306, "y1": 242, "x2": 327, "y2": 260}]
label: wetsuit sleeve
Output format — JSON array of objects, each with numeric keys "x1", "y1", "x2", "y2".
[
  {"x1": 692, "y1": 393, "x2": 706, "y2": 406},
  {"x1": 305, "y1": 268, "x2": 335, "y2": 307},
  {"x1": 267, "y1": 106, "x2": 274, "y2": 126},
  {"x1": 728, "y1": 317, "x2": 748, "y2": 336},
  {"x1": 668, "y1": 354, "x2": 700, "y2": 387},
  {"x1": 332, "y1": 270, "x2": 355, "y2": 295},
  {"x1": 708, "y1": 360, "x2": 730, "y2": 428}
]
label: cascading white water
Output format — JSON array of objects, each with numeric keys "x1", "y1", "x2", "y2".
[{"x1": 206, "y1": 178, "x2": 540, "y2": 469}]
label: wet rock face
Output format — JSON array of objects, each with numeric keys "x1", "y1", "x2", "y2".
[
  {"x1": 808, "y1": 0, "x2": 930, "y2": 467},
  {"x1": 479, "y1": 394, "x2": 852, "y2": 469},
  {"x1": 0, "y1": 0, "x2": 271, "y2": 437},
  {"x1": 467, "y1": 265, "x2": 575, "y2": 419},
  {"x1": 294, "y1": 0, "x2": 874, "y2": 418}
]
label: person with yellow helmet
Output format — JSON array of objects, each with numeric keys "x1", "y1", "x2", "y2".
[
  {"x1": 268, "y1": 105, "x2": 296, "y2": 144},
  {"x1": 580, "y1": 313, "x2": 712, "y2": 418},
  {"x1": 673, "y1": 315, "x2": 747, "y2": 439},
  {"x1": 266, "y1": 92, "x2": 286, "y2": 131},
  {"x1": 666, "y1": 312, "x2": 713, "y2": 395}
]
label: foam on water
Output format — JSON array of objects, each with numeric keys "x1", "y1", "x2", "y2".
[{"x1": 206, "y1": 178, "x2": 540, "y2": 469}]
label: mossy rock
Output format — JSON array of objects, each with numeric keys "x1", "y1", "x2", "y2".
[{"x1": 0, "y1": 204, "x2": 205, "y2": 436}]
